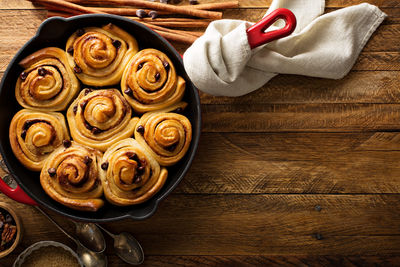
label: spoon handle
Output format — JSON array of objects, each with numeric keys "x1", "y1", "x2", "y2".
[
  {"x1": 95, "y1": 223, "x2": 116, "y2": 238},
  {"x1": 35, "y1": 206, "x2": 78, "y2": 244}
]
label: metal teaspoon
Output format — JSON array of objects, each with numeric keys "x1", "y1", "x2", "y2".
[{"x1": 96, "y1": 224, "x2": 144, "y2": 265}]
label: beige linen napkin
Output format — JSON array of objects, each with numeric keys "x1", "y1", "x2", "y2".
[{"x1": 183, "y1": 0, "x2": 387, "y2": 96}]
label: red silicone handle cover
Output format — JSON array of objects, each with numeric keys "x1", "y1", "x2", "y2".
[
  {"x1": 0, "y1": 177, "x2": 37, "y2": 206},
  {"x1": 246, "y1": 8, "x2": 297, "y2": 49}
]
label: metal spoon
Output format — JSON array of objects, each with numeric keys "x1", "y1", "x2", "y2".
[
  {"x1": 35, "y1": 207, "x2": 108, "y2": 267},
  {"x1": 96, "y1": 224, "x2": 144, "y2": 265},
  {"x1": 70, "y1": 220, "x2": 106, "y2": 253}
]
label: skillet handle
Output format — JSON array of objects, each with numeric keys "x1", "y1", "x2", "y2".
[
  {"x1": 0, "y1": 178, "x2": 37, "y2": 206},
  {"x1": 246, "y1": 8, "x2": 296, "y2": 49},
  {"x1": 0, "y1": 161, "x2": 37, "y2": 206}
]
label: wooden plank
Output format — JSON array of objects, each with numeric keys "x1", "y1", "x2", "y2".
[
  {"x1": 200, "y1": 71, "x2": 400, "y2": 105},
  {"x1": 201, "y1": 103, "x2": 400, "y2": 132},
  {"x1": 2, "y1": 194, "x2": 400, "y2": 259},
  {"x1": 176, "y1": 132, "x2": 400, "y2": 194},
  {"x1": 2, "y1": 0, "x2": 400, "y2": 9}
]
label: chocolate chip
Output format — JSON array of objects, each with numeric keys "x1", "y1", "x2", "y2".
[
  {"x1": 136, "y1": 9, "x2": 147, "y2": 18},
  {"x1": 21, "y1": 130, "x2": 26, "y2": 139},
  {"x1": 139, "y1": 159, "x2": 147, "y2": 166},
  {"x1": 112, "y1": 39, "x2": 121, "y2": 49},
  {"x1": 84, "y1": 156, "x2": 92, "y2": 165},
  {"x1": 134, "y1": 176, "x2": 142, "y2": 184},
  {"x1": 63, "y1": 139, "x2": 71, "y2": 148},
  {"x1": 315, "y1": 205, "x2": 322, "y2": 212},
  {"x1": 38, "y1": 67, "x2": 47, "y2": 76},
  {"x1": 189, "y1": 0, "x2": 198, "y2": 4},
  {"x1": 163, "y1": 61, "x2": 170, "y2": 71},
  {"x1": 48, "y1": 168, "x2": 56, "y2": 177},
  {"x1": 124, "y1": 87, "x2": 133, "y2": 96},
  {"x1": 84, "y1": 122, "x2": 93, "y2": 130},
  {"x1": 126, "y1": 152, "x2": 136, "y2": 160},
  {"x1": 67, "y1": 46, "x2": 74, "y2": 54},
  {"x1": 136, "y1": 125, "x2": 145, "y2": 134},
  {"x1": 76, "y1": 28, "x2": 85, "y2": 37},
  {"x1": 155, "y1": 72, "x2": 160, "y2": 81},
  {"x1": 137, "y1": 63, "x2": 143, "y2": 71},
  {"x1": 84, "y1": 88, "x2": 92, "y2": 95},
  {"x1": 137, "y1": 165, "x2": 145, "y2": 173},
  {"x1": 166, "y1": 144, "x2": 177, "y2": 151},
  {"x1": 149, "y1": 10, "x2": 158, "y2": 19},
  {"x1": 73, "y1": 105, "x2": 78, "y2": 114},
  {"x1": 91, "y1": 127, "x2": 101, "y2": 134},
  {"x1": 101, "y1": 162, "x2": 109, "y2": 170},
  {"x1": 20, "y1": 71, "x2": 28, "y2": 81},
  {"x1": 74, "y1": 65, "x2": 82, "y2": 73}
]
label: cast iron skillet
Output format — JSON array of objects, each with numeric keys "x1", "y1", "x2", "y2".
[{"x1": 0, "y1": 14, "x2": 201, "y2": 222}]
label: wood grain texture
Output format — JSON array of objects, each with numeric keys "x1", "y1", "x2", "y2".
[
  {"x1": 199, "y1": 72, "x2": 400, "y2": 105},
  {"x1": 176, "y1": 132, "x2": 400, "y2": 194},
  {"x1": 201, "y1": 104, "x2": 400, "y2": 132}
]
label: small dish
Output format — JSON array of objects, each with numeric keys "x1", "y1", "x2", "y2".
[
  {"x1": 13, "y1": 240, "x2": 83, "y2": 267},
  {"x1": 0, "y1": 202, "x2": 22, "y2": 259}
]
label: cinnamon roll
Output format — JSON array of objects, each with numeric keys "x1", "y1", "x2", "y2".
[
  {"x1": 66, "y1": 23, "x2": 138, "y2": 86},
  {"x1": 67, "y1": 89, "x2": 139, "y2": 151},
  {"x1": 40, "y1": 142, "x2": 104, "y2": 212},
  {"x1": 15, "y1": 47, "x2": 80, "y2": 111},
  {"x1": 100, "y1": 138, "x2": 168, "y2": 206},
  {"x1": 134, "y1": 102, "x2": 192, "y2": 166},
  {"x1": 121, "y1": 48, "x2": 185, "y2": 113},
  {"x1": 9, "y1": 109, "x2": 70, "y2": 171}
]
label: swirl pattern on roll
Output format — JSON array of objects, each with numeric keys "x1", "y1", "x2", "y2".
[
  {"x1": 67, "y1": 89, "x2": 139, "y2": 151},
  {"x1": 134, "y1": 102, "x2": 192, "y2": 166},
  {"x1": 15, "y1": 47, "x2": 80, "y2": 111},
  {"x1": 40, "y1": 142, "x2": 104, "y2": 211},
  {"x1": 9, "y1": 109, "x2": 70, "y2": 171},
  {"x1": 121, "y1": 48, "x2": 185, "y2": 113},
  {"x1": 66, "y1": 23, "x2": 138, "y2": 86},
  {"x1": 100, "y1": 138, "x2": 168, "y2": 206}
]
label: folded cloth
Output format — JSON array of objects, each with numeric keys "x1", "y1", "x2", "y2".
[{"x1": 183, "y1": 0, "x2": 387, "y2": 97}]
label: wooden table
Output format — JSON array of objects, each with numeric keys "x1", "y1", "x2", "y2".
[{"x1": 1, "y1": 0, "x2": 400, "y2": 266}]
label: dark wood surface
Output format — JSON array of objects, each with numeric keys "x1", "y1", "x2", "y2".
[{"x1": 1, "y1": 0, "x2": 400, "y2": 266}]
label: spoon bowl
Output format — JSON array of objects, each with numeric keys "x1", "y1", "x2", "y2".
[
  {"x1": 71, "y1": 220, "x2": 106, "y2": 253},
  {"x1": 96, "y1": 224, "x2": 144, "y2": 265}
]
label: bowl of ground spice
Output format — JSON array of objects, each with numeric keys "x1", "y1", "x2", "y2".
[
  {"x1": 0, "y1": 202, "x2": 21, "y2": 259},
  {"x1": 13, "y1": 241, "x2": 83, "y2": 267}
]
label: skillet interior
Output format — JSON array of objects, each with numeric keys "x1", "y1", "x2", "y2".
[{"x1": 0, "y1": 14, "x2": 201, "y2": 222}]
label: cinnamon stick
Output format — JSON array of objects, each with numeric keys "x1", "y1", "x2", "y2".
[
  {"x1": 64, "y1": 0, "x2": 222, "y2": 19},
  {"x1": 65, "y1": 0, "x2": 238, "y2": 10},
  {"x1": 154, "y1": 29, "x2": 197, "y2": 44},
  {"x1": 139, "y1": 21, "x2": 202, "y2": 37},
  {"x1": 132, "y1": 20, "x2": 211, "y2": 28},
  {"x1": 190, "y1": 1, "x2": 239, "y2": 10},
  {"x1": 31, "y1": 0, "x2": 104, "y2": 14}
]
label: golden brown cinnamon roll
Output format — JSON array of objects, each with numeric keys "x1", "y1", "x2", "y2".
[
  {"x1": 67, "y1": 89, "x2": 139, "y2": 152},
  {"x1": 134, "y1": 102, "x2": 192, "y2": 166},
  {"x1": 121, "y1": 48, "x2": 185, "y2": 113},
  {"x1": 9, "y1": 109, "x2": 70, "y2": 171},
  {"x1": 66, "y1": 24, "x2": 138, "y2": 86},
  {"x1": 15, "y1": 47, "x2": 80, "y2": 111},
  {"x1": 100, "y1": 138, "x2": 168, "y2": 206},
  {"x1": 40, "y1": 142, "x2": 104, "y2": 211}
]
